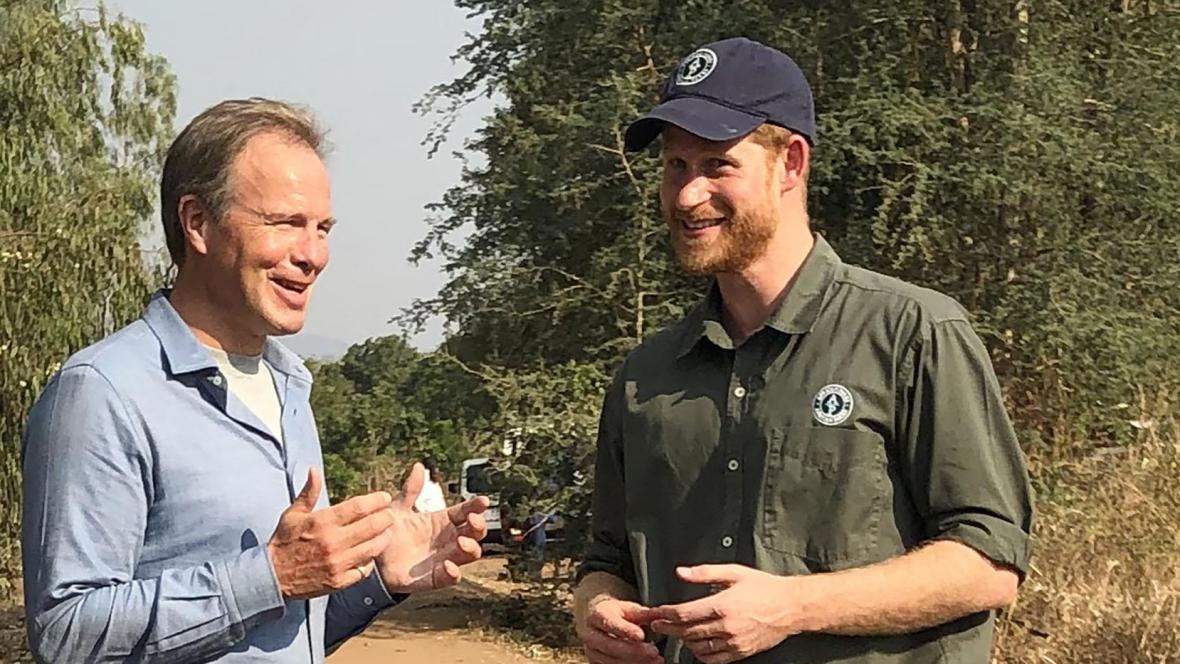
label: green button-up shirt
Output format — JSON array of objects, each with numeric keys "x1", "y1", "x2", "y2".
[{"x1": 581, "y1": 235, "x2": 1034, "y2": 664}]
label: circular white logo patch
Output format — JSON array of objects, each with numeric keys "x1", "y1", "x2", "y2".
[
  {"x1": 675, "y1": 48, "x2": 718, "y2": 86},
  {"x1": 813, "y1": 384, "x2": 854, "y2": 426}
]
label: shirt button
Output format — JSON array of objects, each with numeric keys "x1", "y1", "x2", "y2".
[
  {"x1": 363, "y1": 596, "x2": 374, "y2": 607},
  {"x1": 721, "y1": 536, "x2": 734, "y2": 548},
  {"x1": 733, "y1": 386, "x2": 747, "y2": 398},
  {"x1": 727, "y1": 459, "x2": 739, "y2": 471},
  {"x1": 209, "y1": 374, "x2": 223, "y2": 386}
]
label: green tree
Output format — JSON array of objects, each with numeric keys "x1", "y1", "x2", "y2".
[
  {"x1": 0, "y1": 0, "x2": 175, "y2": 601},
  {"x1": 409, "y1": 0, "x2": 1180, "y2": 602},
  {"x1": 308, "y1": 338, "x2": 485, "y2": 500}
]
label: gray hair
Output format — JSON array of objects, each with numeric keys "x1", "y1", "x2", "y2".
[{"x1": 159, "y1": 98, "x2": 327, "y2": 267}]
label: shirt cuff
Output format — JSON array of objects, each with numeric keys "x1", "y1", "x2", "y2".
[
  {"x1": 218, "y1": 545, "x2": 286, "y2": 629},
  {"x1": 370, "y1": 571, "x2": 410, "y2": 608}
]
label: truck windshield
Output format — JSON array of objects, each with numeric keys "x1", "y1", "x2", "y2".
[{"x1": 466, "y1": 463, "x2": 495, "y2": 494}]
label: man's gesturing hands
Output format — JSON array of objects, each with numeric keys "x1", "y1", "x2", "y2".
[
  {"x1": 376, "y1": 462, "x2": 490, "y2": 593},
  {"x1": 646, "y1": 565, "x2": 805, "y2": 664},
  {"x1": 268, "y1": 464, "x2": 490, "y2": 600},
  {"x1": 268, "y1": 467, "x2": 395, "y2": 599},
  {"x1": 577, "y1": 596, "x2": 662, "y2": 664}
]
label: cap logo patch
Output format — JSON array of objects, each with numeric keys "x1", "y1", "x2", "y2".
[
  {"x1": 813, "y1": 384, "x2": 854, "y2": 426},
  {"x1": 675, "y1": 48, "x2": 718, "y2": 86}
]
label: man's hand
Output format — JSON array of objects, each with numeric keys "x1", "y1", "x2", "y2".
[
  {"x1": 577, "y1": 596, "x2": 662, "y2": 664},
  {"x1": 648, "y1": 565, "x2": 804, "y2": 664},
  {"x1": 376, "y1": 463, "x2": 491, "y2": 593},
  {"x1": 268, "y1": 467, "x2": 396, "y2": 600}
]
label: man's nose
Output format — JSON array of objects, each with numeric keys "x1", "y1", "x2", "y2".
[
  {"x1": 290, "y1": 228, "x2": 329, "y2": 274},
  {"x1": 674, "y1": 173, "x2": 712, "y2": 211}
]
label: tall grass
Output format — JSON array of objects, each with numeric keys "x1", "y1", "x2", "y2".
[{"x1": 996, "y1": 395, "x2": 1180, "y2": 663}]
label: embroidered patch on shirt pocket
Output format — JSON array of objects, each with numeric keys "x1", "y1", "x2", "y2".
[{"x1": 760, "y1": 425, "x2": 886, "y2": 568}]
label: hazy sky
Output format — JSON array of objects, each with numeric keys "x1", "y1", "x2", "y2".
[{"x1": 105, "y1": 1, "x2": 492, "y2": 356}]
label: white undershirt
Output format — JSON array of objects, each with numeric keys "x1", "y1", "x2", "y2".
[{"x1": 204, "y1": 345, "x2": 283, "y2": 441}]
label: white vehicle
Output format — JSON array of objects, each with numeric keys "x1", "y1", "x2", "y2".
[{"x1": 450, "y1": 457, "x2": 503, "y2": 543}]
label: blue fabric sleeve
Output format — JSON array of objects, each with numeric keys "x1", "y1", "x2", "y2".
[{"x1": 21, "y1": 365, "x2": 286, "y2": 663}]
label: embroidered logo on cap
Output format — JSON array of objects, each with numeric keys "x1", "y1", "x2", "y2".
[
  {"x1": 675, "y1": 48, "x2": 718, "y2": 86},
  {"x1": 813, "y1": 384, "x2": 854, "y2": 426}
]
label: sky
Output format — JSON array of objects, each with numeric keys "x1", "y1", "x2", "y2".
[{"x1": 104, "y1": 1, "x2": 492, "y2": 358}]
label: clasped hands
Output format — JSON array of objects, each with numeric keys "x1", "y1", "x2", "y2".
[
  {"x1": 268, "y1": 462, "x2": 490, "y2": 600},
  {"x1": 579, "y1": 565, "x2": 806, "y2": 664}
]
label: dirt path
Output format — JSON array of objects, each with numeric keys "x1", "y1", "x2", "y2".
[
  {"x1": 329, "y1": 557, "x2": 577, "y2": 664},
  {"x1": 0, "y1": 557, "x2": 573, "y2": 664}
]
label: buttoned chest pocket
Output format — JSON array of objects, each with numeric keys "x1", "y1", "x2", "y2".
[{"x1": 760, "y1": 426, "x2": 887, "y2": 569}]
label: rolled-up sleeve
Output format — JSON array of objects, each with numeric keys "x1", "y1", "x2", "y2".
[
  {"x1": 576, "y1": 369, "x2": 637, "y2": 586},
  {"x1": 899, "y1": 319, "x2": 1034, "y2": 575},
  {"x1": 21, "y1": 365, "x2": 285, "y2": 663}
]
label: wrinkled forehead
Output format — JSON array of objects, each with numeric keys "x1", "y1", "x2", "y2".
[{"x1": 228, "y1": 133, "x2": 331, "y2": 207}]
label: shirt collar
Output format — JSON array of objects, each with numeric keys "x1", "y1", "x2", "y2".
[
  {"x1": 143, "y1": 289, "x2": 312, "y2": 382},
  {"x1": 676, "y1": 234, "x2": 842, "y2": 358}
]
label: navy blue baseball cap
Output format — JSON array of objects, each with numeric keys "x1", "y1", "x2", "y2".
[{"x1": 624, "y1": 37, "x2": 816, "y2": 151}]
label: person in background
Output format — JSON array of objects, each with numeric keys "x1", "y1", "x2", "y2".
[{"x1": 414, "y1": 457, "x2": 449, "y2": 513}]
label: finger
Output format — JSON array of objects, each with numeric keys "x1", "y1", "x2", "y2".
[
  {"x1": 679, "y1": 621, "x2": 727, "y2": 642},
  {"x1": 399, "y1": 463, "x2": 426, "y2": 511},
  {"x1": 338, "y1": 505, "x2": 396, "y2": 549},
  {"x1": 621, "y1": 604, "x2": 660, "y2": 627},
  {"x1": 343, "y1": 527, "x2": 394, "y2": 568},
  {"x1": 432, "y1": 559, "x2": 462, "y2": 589},
  {"x1": 446, "y1": 495, "x2": 490, "y2": 527},
  {"x1": 291, "y1": 467, "x2": 323, "y2": 513},
  {"x1": 684, "y1": 636, "x2": 727, "y2": 661},
  {"x1": 355, "y1": 559, "x2": 376, "y2": 579},
  {"x1": 322, "y1": 490, "x2": 394, "y2": 527},
  {"x1": 649, "y1": 618, "x2": 690, "y2": 638},
  {"x1": 651, "y1": 596, "x2": 722, "y2": 624},
  {"x1": 678, "y1": 564, "x2": 743, "y2": 586},
  {"x1": 589, "y1": 605, "x2": 646, "y2": 641},
  {"x1": 453, "y1": 535, "x2": 482, "y2": 564},
  {"x1": 435, "y1": 533, "x2": 483, "y2": 566},
  {"x1": 330, "y1": 555, "x2": 379, "y2": 591},
  {"x1": 456, "y1": 512, "x2": 488, "y2": 541},
  {"x1": 581, "y1": 629, "x2": 661, "y2": 661}
]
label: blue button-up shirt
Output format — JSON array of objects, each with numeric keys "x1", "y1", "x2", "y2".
[{"x1": 21, "y1": 291, "x2": 401, "y2": 663}]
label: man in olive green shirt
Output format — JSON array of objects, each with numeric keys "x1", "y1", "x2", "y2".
[{"x1": 573, "y1": 37, "x2": 1033, "y2": 664}]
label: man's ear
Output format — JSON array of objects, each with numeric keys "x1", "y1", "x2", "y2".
[
  {"x1": 779, "y1": 134, "x2": 810, "y2": 195},
  {"x1": 177, "y1": 194, "x2": 213, "y2": 258}
]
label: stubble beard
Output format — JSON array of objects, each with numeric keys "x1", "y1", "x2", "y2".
[{"x1": 666, "y1": 199, "x2": 778, "y2": 276}]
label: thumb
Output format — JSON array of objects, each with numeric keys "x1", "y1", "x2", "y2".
[
  {"x1": 292, "y1": 467, "x2": 323, "y2": 513},
  {"x1": 399, "y1": 463, "x2": 426, "y2": 510},
  {"x1": 677, "y1": 564, "x2": 744, "y2": 586},
  {"x1": 619, "y1": 602, "x2": 658, "y2": 627}
]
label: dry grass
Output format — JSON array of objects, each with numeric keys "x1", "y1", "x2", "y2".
[
  {"x1": 1, "y1": 423, "x2": 1176, "y2": 663},
  {"x1": 996, "y1": 418, "x2": 1180, "y2": 663}
]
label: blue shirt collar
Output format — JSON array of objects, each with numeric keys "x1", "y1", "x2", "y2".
[{"x1": 143, "y1": 289, "x2": 312, "y2": 383}]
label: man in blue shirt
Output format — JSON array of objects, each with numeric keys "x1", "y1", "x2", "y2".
[{"x1": 20, "y1": 98, "x2": 489, "y2": 663}]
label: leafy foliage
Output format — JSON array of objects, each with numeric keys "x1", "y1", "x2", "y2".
[
  {"x1": 404, "y1": 0, "x2": 1180, "y2": 644},
  {"x1": 308, "y1": 337, "x2": 491, "y2": 500},
  {"x1": 0, "y1": 0, "x2": 175, "y2": 602}
]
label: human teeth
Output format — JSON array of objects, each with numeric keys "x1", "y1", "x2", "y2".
[{"x1": 684, "y1": 219, "x2": 720, "y2": 230}]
